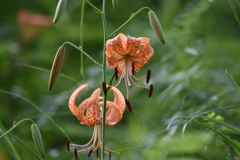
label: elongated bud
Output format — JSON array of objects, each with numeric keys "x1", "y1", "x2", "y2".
[
  {"x1": 125, "y1": 99, "x2": 132, "y2": 112},
  {"x1": 48, "y1": 46, "x2": 65, "y2": 90},
  {"x1": 146, "y1": 70, "x2": 151, "y2": 84},
  {"x1": 31, "y1": 124, "x2": 46, "y2": 158},
  {"x1": 74, "y1": 148, "x2": 78, "y2": 159},
  {"x1": 148, "y1": 10, "x2": 165, "y2": 44},
  {"x1": 148, "y1": 84, "x2": 153, "y2": 97},
  {"x1": 53, "y1": 0, "x2": 68, "y2": 24},
  {"x1": 66, "y1": 139, "x2": 70, "y2": 151},
  {"x1": 112, "y1": 0, "x2": 119, "y2": 9},
  {"x1": 115, "y1": 67, "x2": 118, "y2": 80},
  {"x1": 102, "y1": 82, "x2": 107, "y2": 95}
]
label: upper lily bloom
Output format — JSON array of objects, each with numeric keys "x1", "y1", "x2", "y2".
[
  {"x1": 105, "y1": 33, "x2": 154, "y2": 99},
  {"x1": 68, "y1": 84, "x2": 125, "y2": 157}
]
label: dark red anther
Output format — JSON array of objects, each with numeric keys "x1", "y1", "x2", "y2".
[
  {"x1": 88, "y1": 149, "x2": 93, "y2": 157},
  {"x1": 102, "y1": 82, "x2": 107, "y2": 95},
  {"x1": 96, "y1": 148, "x2": 99, "y2": 158},
  {"x1": 148, "y1": 84, "x2": 153, "y2": 97},
  {"x1": 125, "y1": 99, "x2": 132, "y2": 112},
  {"x1": 114, "y1": 67, "x2": 118, "y2": 80},
  {"x1": 146, "y1": 70, "x2": 151, "y2": 84},
  {"x1": 66, "y1": 139, "x2": 70, "y2": 151},
  {"x1": 132, "y1": 62, "x2": 135, "y2": 75},
  {"x1": 74, "y1": 148, "x2": 78, "y2": 160},
  {"x1": 109, "y1": 151, "x2": 112, "y2": 160}
]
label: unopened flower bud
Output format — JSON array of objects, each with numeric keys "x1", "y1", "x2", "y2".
[
  {"x1": 31, "y1": 124, "x2": 46, "y2": 158},
  {"x1": 112, "y1": 0, "x2": 119, "y2": 9},
  {"x1": 53, "y1": 0, "x2": 68, "y2": 24},
  {"x1": 48, "y1": 46, "x2": 65, "y2": 90},
  {"x1": 148, "y1": 10, "x2": 165, "y2": 44}
]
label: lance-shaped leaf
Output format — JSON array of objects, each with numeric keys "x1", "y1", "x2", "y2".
[
  {"x1": 148, "y1": 10, "x2": 165, "y2": 44},
  {"x1": 31, "y1": 124, "x2": 46, "y2": 158},
  {"x1": 48, "y1": 46, "x2": 65, "y2": 90},
  {"x1": 53, "y1": 0, "x2": 68, "y2": 24}
]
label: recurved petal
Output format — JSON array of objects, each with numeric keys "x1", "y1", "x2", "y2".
[
  {"x1": 126, "y1": 36, "x2": 141, "y2": 56},
  {"x1": 69, "y1": 84, "x2": 88, "y2": 117},
  {"x1": 105, "y1": 33, "x2": 127, "y2": 58},
  {"x1": 108, "y1": 86, "x2": 125, "y2": 114},
  {"x1": 106, "y1": 56, "x2": 122, "y2": 68},
  {"x1": 85, "y1": 88, "x2": 102, "y2": 127},
  {"x1": 99, "y1": 101, "x2": 122, "y2": 127}
]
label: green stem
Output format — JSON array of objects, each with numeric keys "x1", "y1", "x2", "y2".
[
  {"x1": 101, "y1": 0, "x2": 107, "y2": 159},
  {"x1": 108, "y1": 7, "x2": 151, "y2": 38},
  {"x1": 0, "y1": 124, "x2": 42, "y2": 160},
  {"x1": 62, "y1": 42, "x2": 102, "y2": 68},
  {"x1": 85, "y1": 0, "x2": 103, "y2": 14},
  {"x1": 0, "y1": 118, "x2": 35, "y2": 138},
  {"x1": 80, "y1": 0, "x2": 86, "y2": 78},
  {"x1": 0, "y1": 90, "x2": 71, "y2": 141}
]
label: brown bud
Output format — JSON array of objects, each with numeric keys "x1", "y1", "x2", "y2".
[
  {"x1": 102, "y1": 82, "x2": 107, "y2": 95},
  {"x1": 125, "y1": 99, "x2": 132, "y2": 112},
  {"x1": 132, "y1": 62, "x2": 135, "y2": 76},
  {"x1": 115, "y1": 67, "x2": 118, "y2": 81},
  {"x1": 148, "y1": 10, "x2": 165, "y2": 44},
  {"x1": 109, "y1": 151, "x2": 112, "y2": 160},
  {"x1": 148, "y1": 84, "x2": 153, "y2": 97},
  {"x1": 66, "y1": 139, "x2": 70, "y2": 151},
  {"x1": 96, "y1": 148, "x2": 99, "y2": 158},
  {"x1": 146, "y1": 70, "x2": 151, "y2": 84},
  {"x1": 48, "y1": 46, "x2": 65, "y2": 90},
  {"x1": 88, "y1": 149, "x2": 93, "y2": 157},
  {"x1": 74, "y1": 148, "x2": 78, "y2": 159}
]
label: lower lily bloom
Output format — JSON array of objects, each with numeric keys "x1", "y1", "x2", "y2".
[
  {"x1": 68, "y1": 84, "x2": 125, "y2": 156},
  {"x1": 105, "y1": 33, "x2": 154, "y2": 99}
]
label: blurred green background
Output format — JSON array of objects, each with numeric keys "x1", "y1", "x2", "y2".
[{"x1": 1, "y1": 0, "x2": 240, "y2": 159}]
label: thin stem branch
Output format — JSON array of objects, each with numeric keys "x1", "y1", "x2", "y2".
[
  {"x1": 86, "y1": 0, "x2": 103, "y2": 14},
  {"x1": 80, "y1": 0, "x2": 86, "y2": 78},
  {"x1": 62, "y1": 42, "x2": 102, "y2": 68},
  {"x1": 0, "y1": 118, "x2": 35, "y2": 138},
  {"x1": 101, "y1": 0, "x2": 107, "y2": 159},
  {"x1": 108, "y1": 7, "x2": 151, "y2": 38}
]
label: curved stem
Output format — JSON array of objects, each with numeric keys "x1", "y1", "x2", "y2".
[
  {"x1": 108, "y1": 7, "x2": 151, "y2": 38},
  {"x1": 86, "y1": 0, "x2": 103, "y2": 14},
  {"x1": 101, "y1": 0, "x2": 107, "y2": 159},
  {"x1": 0, "y1": 118, "x2": 35, "y2": 138},
  {"x1": 62, "y1": 42, "x2": 102, "y2": 68}
]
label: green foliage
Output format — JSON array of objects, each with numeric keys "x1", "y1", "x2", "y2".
[{"x1": 1, "y1": 0, "x2": 240, "y2": 160}]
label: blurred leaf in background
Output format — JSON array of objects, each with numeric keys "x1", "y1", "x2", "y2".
[{"x1": 1, "y1": 0, "x2": 240, "y2": 159}]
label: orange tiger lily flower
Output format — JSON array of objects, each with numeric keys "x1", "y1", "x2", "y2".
[
  {"x1": 105, "y1": 33, "x2": 154, "y2": 99},
  {"x1": 68, "y1": 84, "x2": 125, "y2": 156}
]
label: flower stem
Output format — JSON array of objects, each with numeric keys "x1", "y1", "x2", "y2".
[
  {"x1": 108, "y1": 7, "x2": 151, "y2": 38},
  {"x1": 80, "y1": 0, "x2": 86, "y2": 78},
  {"x1": 62, "y1": 42, "x2": 102, "y2": 68},
  {"x1": 101, "y1": 0, "x2": 107, "y2": 159}
]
